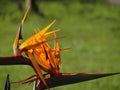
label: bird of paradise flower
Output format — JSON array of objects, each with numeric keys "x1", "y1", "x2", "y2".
[
  {"x1": 13, "y1": 7, "x2": 73, "y2": 88},
  {"x1": 1, "y1": 8, "x2": 120, "y2": 90},
  {"x1": 13, "y1": 8, "x2": 65, "y2": 88}
]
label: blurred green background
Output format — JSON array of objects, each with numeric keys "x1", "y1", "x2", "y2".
[{"x1": 0, "y1": 0, "x2": 120, "y2": 90}]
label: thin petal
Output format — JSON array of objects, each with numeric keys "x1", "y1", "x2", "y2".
[
  {"x1": 27, "y1": 51, "x2": 48, "y2": 88},
  {"x1": 20, "y1": 20, "x2": 56, "y2": 50},
  {"x1": 20, "y1": 36, "x2": 63, "y2": 52}
]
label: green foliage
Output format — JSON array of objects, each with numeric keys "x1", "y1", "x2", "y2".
[
  {"x1": 0, "y1": 1, "x2": 120, "y2": 90},
  {"x1": 79, "y1": 0, "x2": 107, "y2": 3}
]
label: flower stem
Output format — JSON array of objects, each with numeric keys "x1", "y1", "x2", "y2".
[{"x1": 0, "y1": 56, "x2": 31, "y2": 65}]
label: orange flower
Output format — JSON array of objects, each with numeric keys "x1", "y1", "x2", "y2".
[
  {"x1": 1, "y1": 7, "x2": 120, "y2": 90},
  {"x1": 13, "y1": 8, "x2": 64, "y2": 88}
]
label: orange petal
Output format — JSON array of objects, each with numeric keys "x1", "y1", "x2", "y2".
[
  {"x1": 20, "y1": 36, "x2": 63, "y2": 52},
  {"x1": 20, "y1": 20, "x2": 56, "y2": 50},
  {"x1": 27, "y1": 51, "x2": 48, "y2": 88}
]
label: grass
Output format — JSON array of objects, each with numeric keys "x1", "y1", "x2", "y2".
[{"x1": 0, "y1": 1, "x2": 120, "y2": 90}]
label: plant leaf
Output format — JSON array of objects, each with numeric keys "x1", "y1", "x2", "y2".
[{"x1": 4, "y1": 74, "x2": 10, "y2": 90}]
